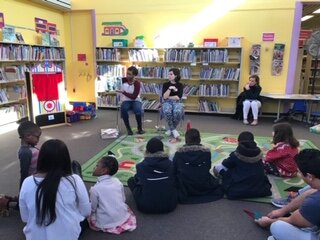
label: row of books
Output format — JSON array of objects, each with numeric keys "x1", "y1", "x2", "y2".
[
  {"x1": 164, "y1": 49, "x2": 196, "y2": 63},
  {"x1": 96, "y1": 76, "x2": 122, "y2": 92},
  {"x1": 198, "y1": 84, "x2": 230, "y2": 96},
  {"x1": 198, "y1": 100, "x2": 219, "y2": 112},
  {"x1": 141, "y1": 99, "x2": 161, "y2": 110},
  {"x1": 141, "y1": 83, "x2": 162, "y2": 94},
  {"x1": 199, "y1": 49, "x2": 229, "y2": 63},
  {"x1": 31, "y1": 47, "x2": 65, "y2": 61},
  {"x1": 29, "y1": 62, "x2": 63, "y2": 73},
  {"x1": 0, "y1": 44, "x2": 30, "y2": 61},
  {"x1": 97, "y1": 95, "x2": 121, "y2": 106},
  {"x1": 0, "y1": 65, "x2": 26, "y2": 81},
  {"x1": 97, "y1": 64, "x2": 125, "y2": 77},
  {"x1": 128, "y1": 49, "x2": 160, "y2": 62},
  {"x1": 0, "y1": 104, "x2": 27, "y2": 125},
  {"x1": 138, "y1": 66, "x2": 192, "y2": 79},
  {"x1": 0, "y1": 86, "x2": 27, "y2": 102},
  {"x1": 199, "y1": 67, "x2": 240, "y2": 80},
  {"x1": 96, "y1": 48, "x2": 121, "y2": 61},
  {"x1": 183, "y1": 85, "x2": 199, "y2": 96}
]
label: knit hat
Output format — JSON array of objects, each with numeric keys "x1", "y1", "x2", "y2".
[
  {"x1": 146, "y1": 137, "x2": 164, "y2": 153},
  {"x1": 238, "y1": 131, "x2": 254, "y2": 143}
]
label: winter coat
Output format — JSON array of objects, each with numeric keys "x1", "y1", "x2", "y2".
[
  {"x1": 173, "y1": 145, "x2": 224, "y2": 204},
  {"x1": 221, "y1": 141, "x2": 272, "y2": 199},
  {"x1": 129, "y1": 152, "x2": 177, "y2": 213}
]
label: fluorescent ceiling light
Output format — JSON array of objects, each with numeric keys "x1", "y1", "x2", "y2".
[
  {"x1": 301, "y1": 15, "x2": 314, "y2": 21},
  {"x1": 313, "y1": 8, "x2": 320, "y2": 14}
]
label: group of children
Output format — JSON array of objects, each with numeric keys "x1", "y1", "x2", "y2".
[{"x1": 0, "y1": 120, "x2": 303, "y2": 239}]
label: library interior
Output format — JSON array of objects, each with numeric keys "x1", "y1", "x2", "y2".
[{"x1": 1, "y1": 1, "x2": 320, "y2": 240}]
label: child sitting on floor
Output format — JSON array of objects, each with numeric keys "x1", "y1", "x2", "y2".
[
  {"x1": 263, "y1": 123, "x2": 299, "y2": 177},
  {"x1": 127, "y1": 137, "x2": 178, "y2": 213},
  {"x1": 88, "y1": 156, "x2": 136, "y2": 234},
  {"x1": 172, "y1": 128, "x2": 223, "y2": 204},
  {"x1": 214, "y1": 131, "x2": 272, "y2": 199}
]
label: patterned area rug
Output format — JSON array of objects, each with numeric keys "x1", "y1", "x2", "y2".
[{"x1": 82, "y1": 130, "x2": 318, "y2": 203}]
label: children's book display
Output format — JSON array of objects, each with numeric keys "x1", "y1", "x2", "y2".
[
  {"x1": 249, "y1": 44, "x2": 261, "y2": 75},
  {"x1": 272, "y1": 43, "x2": 285, "y2": 76},
  {"x1": 2, "y1": 26, "x2": 16, "y2": 42}
]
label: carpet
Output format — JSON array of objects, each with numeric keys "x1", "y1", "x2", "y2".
[{"x1": 82, "y1": 131, "x2": 318, "y2": 203}]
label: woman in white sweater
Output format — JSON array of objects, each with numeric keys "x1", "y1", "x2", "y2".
[{"x1": 19, "y1": 139, "x2": 91, "y2": 240}]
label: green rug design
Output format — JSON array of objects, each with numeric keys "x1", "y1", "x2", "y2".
[{"x1": 82, "y1": 130, "x2": 318, "y2": 203}]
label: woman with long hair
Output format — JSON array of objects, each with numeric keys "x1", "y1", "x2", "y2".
[{"x1": 19, "y1": 139, "x2": 91, "y2": 240}]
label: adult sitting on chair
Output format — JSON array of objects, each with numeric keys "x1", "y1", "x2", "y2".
[
  {"x1": 242, "y1": 74, "x2": 262, "y2": 126},
  {"x1": 116, "y1": 66, "x2": 144, "y2": 135},
  {"x1": 162, "y1": 68, "x2": 184, "y2": 139}
]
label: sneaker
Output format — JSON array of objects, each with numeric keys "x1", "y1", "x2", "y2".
[
  {"x1": 251, "y1": 120, "x2": 258, "y2": 126},
  {"x1": 127, "y1": 129, "x2": 133, "y2": 135},
  {"x1": 172, "y1": 129, "x2": 180, "y2": 138},
  {"x1": 243, "y1": 119, "x2": 249, "y2": 125},
  {"x1": 165, "y1": 130, "x2": 172, "y2": 136},
  {"x1": 271, "y1": 192, "x2": 297, "y2": 208}
]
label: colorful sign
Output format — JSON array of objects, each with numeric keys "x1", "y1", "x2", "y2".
[
  {"x1": 272, "y1": 43, "x2": 285, "y2": 76},
  {"x1": 262, "y1": 32, "x2": 275, "y2": 42},
  {"x1": 47, "y1": 22, "x2": 57, "y2": 34},
  {"x1": 0, "y1": 12, "x2": 5, "y2": 29},
  {"x1": 77, "y1": 54, "x2": 87, "y2": 61},
  {"x1": 102, "y1": 21, "x2": 128, "y2": 36},
  {"x1": 35, "y1": 17, "x2": 48, "y2": 33}
]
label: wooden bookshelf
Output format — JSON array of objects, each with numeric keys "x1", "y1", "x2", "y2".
[{"x1": 95, "y1": 47, "x2": 242, "y2": 114}]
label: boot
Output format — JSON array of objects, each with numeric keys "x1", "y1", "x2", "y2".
[
  {"x1": 136, "y1": 114, "x2": 144, "y2": 134},
  {"x1": 124, "y1": 119, "x2": 133, "y2": 135}
]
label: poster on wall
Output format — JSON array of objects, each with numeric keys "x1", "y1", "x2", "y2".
[
  {"x1": 249, "y1": 44, "x2": 261, "y2": 75},
  {"x1": 272, "y1": 43, "x2": 285, "y2": 76},
  {"x1": 35, "y1": 17, "x2": 48, "y2": 33},
  {"x1": 0, "y1": 12, "x2": 5, "y2": 29},
  {"x1": 101, "y1": 21, "x2": 128, "y2": 36},
  {"x1": 47, "y1": 22, "x2": 57, "y2": 35}
]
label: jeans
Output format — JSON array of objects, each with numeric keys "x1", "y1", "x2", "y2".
[{"x1": 120, "y1": 101, "x2": 143, "y2": 130}]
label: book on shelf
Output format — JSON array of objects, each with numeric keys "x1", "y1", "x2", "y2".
[
  {"x1": 41, "y1": 32, "x2": 50, "y2": 46},
  {"x1": 2, "y1": 26, "x2": 16, "y2": 42},
  {"x1": 50, "y1": 34, "x2": 60, "y2": 47},
  {"x1": 15, "y1": 32, "x2": 25, "y2": 43}
]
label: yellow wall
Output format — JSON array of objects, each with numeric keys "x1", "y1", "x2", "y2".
[
  {"x1": 0, "y1": 0, "x2": 66, "y2": 45},
  {"x1": 64, "y1": 11, "x2": 95, "y2": 102},
  {"x1": 1, "y1": 0, "x2": 302, "y2": 106},
  {"x1": 72, "y1": 0, "x2": 297, "y2": 97}
]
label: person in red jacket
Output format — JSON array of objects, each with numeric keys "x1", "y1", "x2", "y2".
[{"x1": 263, "y1": 123, "x2": 299, "y2": 177}]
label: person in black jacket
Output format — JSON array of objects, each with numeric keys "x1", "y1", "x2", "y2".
[
  {"x1": 127, "y1": 137, "x2": 177, "y2": 213},
  {"x1": 242, "y1": 75, "x2": 262, "y2": 126},
  {"x1": 213, "y1": 131, "x2": 272, "y2": 200},
  {"x1": 172, "y1": 128, "x2": 223, "y2": 204}
]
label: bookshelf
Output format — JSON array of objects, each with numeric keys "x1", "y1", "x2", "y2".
[
  {"x1": 301, "y1": 54, "x2": 320, "y2": 94},
  {"x1": 0, "y1": 42, "x2": 30, "y2": 126},
  {"x1": 95, "y1": 47, "x2": 242, "y2": 114}
]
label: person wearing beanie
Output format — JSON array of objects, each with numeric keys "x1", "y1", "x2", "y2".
[
  {"x1": 213, "y1": 131, "x2": 272, "y2": 199},
  {"x1": 127, "y1": 137, "x2": 177, "y2": 213},
  {"x1": 172, "y1": 128, "x2": 224, "y2": 204}
]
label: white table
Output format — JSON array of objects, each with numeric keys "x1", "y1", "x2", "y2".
[{"x1": 260, "y1": 93, "x2": 320, "y2": 123}]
